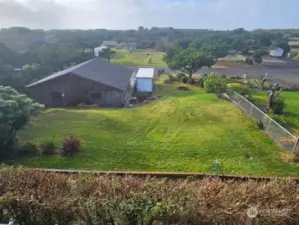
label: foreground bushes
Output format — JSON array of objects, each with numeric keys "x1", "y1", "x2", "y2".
[
  {"x1": 0, "y1": 167, "x2": 299, "y2": 225},
  {"x1": 19, "y1": 142, "x2": 39, "y2": 156},
  {"x1": 40, "y1": 141, "x2": 57, "y2": 156},
  {"x1": 17, "y1": 136, "x2": 80, "y2": 158},
  {"x1": 204, "y1": 73, "x2": 227, "y2": 98}
]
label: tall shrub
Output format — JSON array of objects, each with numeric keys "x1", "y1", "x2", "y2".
[
  {"x1": 0, "y1": 86, "x2": 43, "y2": 157},
  {"x1": 204, "y1": 73, "x2": 227, "y2": 98},
  {"x1": 271, "y1": 98, "x2": 285, "y2": 115},
  {"x1": 176, "y1": 73, "x2": 186, "y2": 81},
  {"x1": 59, "y1": 135, "x2": 81, "y2": 157}
]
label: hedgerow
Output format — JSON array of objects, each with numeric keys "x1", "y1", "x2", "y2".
[{"x1": 0, "y1": 166, "x2": 299, "y2": 224}]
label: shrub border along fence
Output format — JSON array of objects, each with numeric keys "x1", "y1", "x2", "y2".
[
  {"x1": 225, "y1": 89, "x2": 299, "y2": 154},
  {"x1": 35, "y1": 168, "x2": 299, "y2": 182}
]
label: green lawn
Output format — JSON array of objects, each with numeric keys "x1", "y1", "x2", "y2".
[
  {"x1": 251, "y1": 91, "x2": 299, "y2": 132},
  {"x1": 229, "y1": 83, "x2": 299, "y2": 133},
  {"x1": 111, "y1": 49, "x2": 167, "y2": 67},
  {"x1": 289, "y1": 41, "x2": 299, "y2": 47},
  {"x1": 13, "y1": 81, "x2": 299, "y2": 176}
]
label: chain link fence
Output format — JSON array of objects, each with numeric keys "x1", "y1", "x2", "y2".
[{"x1": 225, "y1": 89, "x2": 299, "y2": 154}]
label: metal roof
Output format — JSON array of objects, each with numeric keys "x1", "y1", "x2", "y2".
[
  {"x1": 26, "y1": 58, "x2": 134, "y2": 91},
  {"x1": 26, "y1": 60, "x2": 93, "y2": 87},
  {"x1": 94, "y1": 45, "x2": 108, "y2": 50},
  {"x1": 72, "y1": 58, "x2": 134, "y2": 91},
  {"x1": 136, "y1": 68, "x2": 155, "y2": 78}
]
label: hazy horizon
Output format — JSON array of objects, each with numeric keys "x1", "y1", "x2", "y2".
[{"x1": 0, "y1": 0, "x2": 298, "y2": 30}]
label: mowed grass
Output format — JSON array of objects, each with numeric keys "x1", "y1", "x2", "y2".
[
  {"x1": 14, "y1": 82, "x2": 299, "y2": 176},
  {"x1": 111, "y1": 49, "x2": 167, "y2": 67},
  {"x1": 289, "y1": 41, "x2": 299, "y2": 47},
  {"x1": 111, "y1": 49, "x2": 255, "y2": 68}
]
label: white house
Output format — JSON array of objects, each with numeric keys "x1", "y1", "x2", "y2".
[
  {"x1": 269, "y1": 47, "x2": 284, "y2": 57},
  {"x1": 94, "y1": 45, "x2": 108, "y2": 56}
]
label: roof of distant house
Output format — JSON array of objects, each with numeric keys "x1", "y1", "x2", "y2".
[
  {"x1": 27, "y1": 58, "x2": 134, "y2": 91},
  {"x1": 102, "y1": 40, "x2": 118, "y2": 46},
  {"x1": 94, "y1": 45, "x2": 108, "y2": 50},
  {"x1": 269, "y1": 46, "x2": 284, "y2": 51}
]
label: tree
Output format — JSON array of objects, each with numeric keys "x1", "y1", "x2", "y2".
[
  {"x1": 175, "y1": 38, "x2": 192, "y2": 49},
  {"x1": 138, "y1": 26, "x2": 145, "y2": 32},
  {"x1": 274, "y1": 39, "x2": 291, "y2": 57},
  {"x1": 231, "y1": 37, "x2": 247, "y2": 52},
  {"x1": 0, "y1": 43, "x2": 17, "y2": 65},
  {"x1": 245, "y1": 57, "x2": 253, "y2": 65},
  {"x1": 204, "y1": 73, "x2": 227, "y2": 98},
  {"x1": 0, "y1": 86, "x2": 44, "y2": 156},
  {"x1": 232, "y1": 28, "x2": 245, "y2": 34},
  {"x1": 241, "y1": 47, "x2": 249, "y2": 55},
  {"x1": 155, "y1": 39, "x2": 168, "y2": 52},
  {"x1": 253, "y1": 50, "x2": 264, "y2": 64},
  {"x1": 267, "y1": 83, "x2": 284, "y2": 114},
  {"x1": 98, "y1": 48, "x2": 115, "y2": 62},
  {"x1": 254, "y1": 74, "x2": 271, "y2": 91},
  {"x1": 242, "y1": 73, "x2": 271, "y2": 91},
  {"x1": 164, "y1": 48, "x2": 214, "y2": 78},
  {"x1": 203, "y1": 45, "x2": 229, "y2": 61}
]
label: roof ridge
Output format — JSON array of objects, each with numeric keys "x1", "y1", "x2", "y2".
[{"x1": 26, "y1": 58, "x2": 95, "y2": 87}]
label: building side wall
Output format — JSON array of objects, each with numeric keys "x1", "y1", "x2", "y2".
[
  {"x1": 269, "y1": 49, "x2": 284, "y2": 57},
  {"x1": 28, "y1": 74, "x2": 125, "y2": 107},
  {"x1": 27, "y1": 75, "x2": 71, "y2": 107},
  {"x1": 136, "y1": 78, "x2": 153, "y2": 92}
]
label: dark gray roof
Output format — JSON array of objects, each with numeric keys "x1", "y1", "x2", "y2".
[
  {"x1": 72, "y1": 58, "x2": 134, "y2": 91},
  {"x1": 27, "y1": 58, "x2": 134, "y2": 91},
  {"x1": 26, "y1": 60, "x2": 93, "y2": 87}
]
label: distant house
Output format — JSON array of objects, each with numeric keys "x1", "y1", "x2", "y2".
[
  {"x1": 94, "y1": 45, "x2": 108, "y2": 56},
  {"x1": 126, "y1": 43, "x2": 137, "y2": 52},
  {"x1": 13, "y1": 68, "x2": 22, "y2": 72},
  {"x1": 26, "y1": 58, "x2": 134, "y2": 107},
  {"x1": 102, "y1": 40, "x2": 118, "y2": 47},
  {"x1": 269, "y1": 47, "x2": 284, "y2": 57}
]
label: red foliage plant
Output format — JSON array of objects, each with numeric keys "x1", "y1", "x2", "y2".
[{"x1": 59, "y1": 135, "x2": 81, "y2": 157}]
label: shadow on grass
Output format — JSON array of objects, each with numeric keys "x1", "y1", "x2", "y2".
[
  {"x1": 5, "y1": 112, "x2": 155, "y2": 170},
  {"x1": 155, "y1": 83, "x2": 202, "y2": 98}
]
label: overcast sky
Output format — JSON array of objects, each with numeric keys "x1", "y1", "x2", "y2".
[{"x1": 0, "y1": 0, "x2": 297, "y2": 30}]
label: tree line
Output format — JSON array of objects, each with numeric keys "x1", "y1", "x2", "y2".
[
  {"x1": 0, "y1": 42, "x2": 94, "y2": 93},
  {"x1": 0, "y1": 26, "x2": 293, "y2": 92}
]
